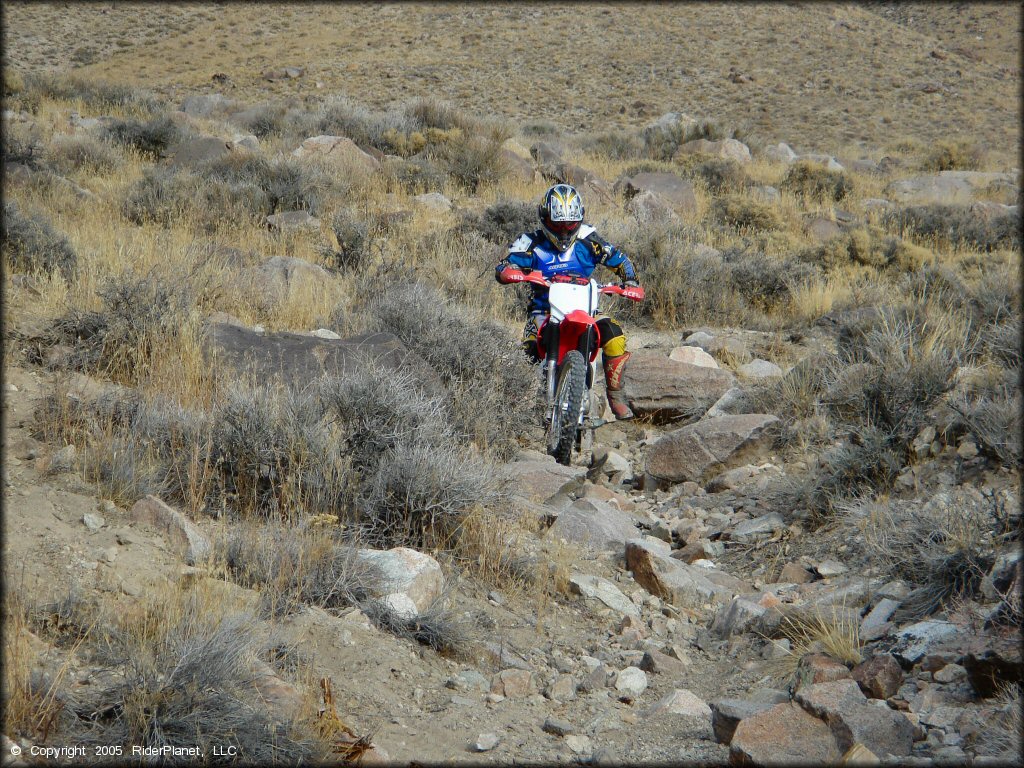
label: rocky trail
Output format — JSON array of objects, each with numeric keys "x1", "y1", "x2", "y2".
[{"x1": 3, "y1": 308, "x2": 1019, "y2": 765}]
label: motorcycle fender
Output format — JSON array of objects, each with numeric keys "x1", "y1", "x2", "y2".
[{"x1": 557, "y1": 310, "x2": 597, "y2": 363}]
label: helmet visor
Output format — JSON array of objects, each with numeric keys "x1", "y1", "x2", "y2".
[{"x1": 547, "y1": 219, "x2": 581, "y2": 238}]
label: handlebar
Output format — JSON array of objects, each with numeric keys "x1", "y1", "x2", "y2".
[{"x1": 498, "y1": 268, "x2": 645, "y2": 301}]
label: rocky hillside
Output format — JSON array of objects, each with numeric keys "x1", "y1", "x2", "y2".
[{"x1": 2, "y1": 4, "x2": 1021, "y2": 766}]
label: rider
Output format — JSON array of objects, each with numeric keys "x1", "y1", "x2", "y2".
[{"x1": 495, "y1": 183, "x2": 640, "y2": 420}]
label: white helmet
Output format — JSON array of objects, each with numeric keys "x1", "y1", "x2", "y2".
[{"x1": 539, "y1": 184, "x2": 585, "y2": 250}]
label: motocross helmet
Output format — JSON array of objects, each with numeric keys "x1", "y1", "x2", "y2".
[{"x1": 539, "y1": 184, "x2": 585, "y2": 251}]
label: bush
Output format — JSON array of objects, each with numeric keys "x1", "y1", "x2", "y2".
[
  {"x1": 462, "y1": 200, "x2": 536, "y2": 245},
  {"x1": 123, "y1": 168, "x2": 263, "y2": 228},
  {"x1": 20, "y1": 72, "x2": 161, "y2": 115},
  {"x1": 73, "y1": 590, "x2": 317, "y2": 763},
  {"x1": 428, "y1": 125, "x2": 510, "y2": 192},
  {"x1": 2, "y1": 201, "x2": 77, "y2": 279},
  {"x1": 948, "y1": 380, "x2": 1022, "y2": 468},
  {"x1": 363, "y1": 592, "x2": 469, "y2": 657},
  {"x1": 781, "y1": 161, "x2": 854, "y2": 202},
  {"x1": 921, "y1": 139, "x2": 986, "y2": 171},
  {"x1": 801, "y1": 227, "x2": 933, "y2": 273},
  {"x1": 580, "y1": 130, "x2": 644, "y2": 161},
  {"x1": 712, "y1": 195, "x2": 781, "y2": 232},
  {"x1": 679, "y1": 157, "x2": 748, "y2": 194},
  {"x1": 290, "y1": 96, "x2": 412, "y2": 150},
  {"x1": 103, "y1": 114, "x2": 190, "y2": 159},
  {"x1": 885, "y1": 204, "x2": 1020, "y2": 252},
  {"x1": 44, "y1": 134, "x2": 121, "y2": 175},
  {"x1": 195, "y1": 153, "x2": 331, "y2": 215},
  {"x1": 724, "y1": 248, "x2": 819, "y2": 313},
  {"x1": 367, "y1": 281, "x2": 537, "y2": 460},
  {"x1": 321, "y1": 208, "x2": 376, "y2": 272},
  {"x1": 229, "y1": 102, "x2": 288, "y2": 138},
  {"x1": 382, "y1": 155, "x2": 448, "y2": 194}
]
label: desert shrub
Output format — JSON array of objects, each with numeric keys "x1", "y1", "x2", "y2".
[
  {"x1": 45, "y1": 271, "x2": 192, "y2": 379},
  {"x1": 3, "y1": 128, "x2": 46, "y2": 168},
  {"x1": 381, "y1": 155, "x2": 448, "y2": 194},
  {"x1": 20, "y1": 72, "x2": 160, "y2": 114},
  {"x1": 229, "y1": 102, "x2": 288, "y2": 138},
  {"x1": 846, "y1": 492, "x2": 998, "y2": 617},
  {"x1": 580, "y1": 130, "x2": 644, "y2": 161},
  {"x1": 123, "y1": 168, "x2": 265, "y2": 228},
  {"x1": 921, "y1": 139, "x2": 986, "y2": 171},
  {"x1": 799, "y1": 426, "x2": 906, "y2": 516},
  {"x1": 195, "y1": 153, "x2": 331, "y2": 215},
  {"x1": 321, "y1": 207, "x2": 376, "y2": 272},
  {"x1": 72, "y1": 591, "x2": 317, "y2": 762},
  {"x1": 678, "y1": 157, "x2": 748, "y2": 194},
  {"x1": 899, "y1": 263, "x2": 972, "y2": 309},
  {"x1": 363, "y1": 592, "x2": 469, "y2": 657},
  {"x1": 948, "y1": 380, "x2": 1022, "y2": 468},
  {"x1": 781, "y1": 161, "x2": 854, "y2": 202},
  {"x1": 220, "y1": 522, "x2": 377, "y2": 617},
  {"x1": 885, "y1": 204, "x2": 1020, "y2": 252},
  {"x1": 981, "y1": 318, "x2": 1021, "y2": 369},
  {"x1": 725, "y1": 248, "x2": 818, "y2": 312},
  {"x1": 801, "y1": 226, "x2": 933, "y2": 273},
  {"x1": 968, "y1": 267, "x2": 1021, "y2": 326},
  {"x1": 81, "y1": 437, "x2": 168, "y2": 507},
  {"x1": 405, "y1": 96, "x2": 468, "y2": 132},
  {"x1": 2, "y1": 201, "x2": 77, "y2": 279},
  {"x1": 462, "y1": 200, "x2": 536, "y2": 245},
  {"x1": 103, "y1": 114, "x2": 190, "y2": 159},
  {"x1": 44, "y1": 134, "x2": 121, "y2": 174},
  {"x1": 367, "y1": 281, "x2": 536, "y2": 460},
  {"x1": 712, "y1": 195, "x2": 781, "y2": 232},
  {"x1": 520, "y1": 119, "x2": 559, "y2": 137},
  {"x1": 292, "y1": 96, "x2": 413, "y2": 149},
  {"x1": 428, "y1": 125, "x2": 510, "y2": 192},
  {"x1": 642, "y1": 116, "x2": 741, "y2": 162}
]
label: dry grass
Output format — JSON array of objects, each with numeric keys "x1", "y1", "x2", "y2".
[{"x1": 763, "y1": 605, "x2": 863, "y2": 688}]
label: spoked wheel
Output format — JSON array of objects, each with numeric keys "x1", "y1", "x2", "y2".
[{"x1": 546, "y1": 350, "x2": 587, "y2": 465}]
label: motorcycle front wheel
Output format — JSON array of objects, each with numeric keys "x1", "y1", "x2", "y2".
[{"x1": 546, "y1": 350, "x2": 587, "y2": 466}]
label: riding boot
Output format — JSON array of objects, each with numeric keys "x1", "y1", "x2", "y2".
[{"x1": 603, "y1": 351, "x2": 633, "y2": 420}]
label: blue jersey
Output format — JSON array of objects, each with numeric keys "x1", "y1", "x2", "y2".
[{"x1": 496, "y1": 226, "x2": 637, "y2": 314}]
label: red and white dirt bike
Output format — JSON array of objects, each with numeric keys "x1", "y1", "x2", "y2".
[{"x1": 501, "y1": 269, "x2": 645, "y2": 465}]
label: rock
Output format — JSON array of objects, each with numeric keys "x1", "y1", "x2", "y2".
[
  {"x1": 501, "y1": 149, "x2": 536, "y2": 184},
  {"x1": 502, "y1": 454, "x2": 587, "y2": 506},
  {"x1": 798, "y1": 153, "x2": 845, "y2": 172},
  {"x1": 130, "y1": 495, "x2": 211, "y2": 565},
  {"x1": 164, "y1": 136, "x2": 233, "y2": 170},
  {"x1": 291, "y1": 135, "x2": 380, "y2": 173},
  {"x1": 852, "y1": 655, "x2": 903, "y2": 700},
  {"x1": 749, "y1": 185, "x2": 781, "y2": 204},
  {"x1": 710, "y1": 698, "x2": 779, "y2": 745},
  {"x1": 626, "y1": 189, "x2": 683, "y2": 225},
  {"x1": 639, "y1": 649, "x2": 688, "y2": 676},
  {"x1": 205, "y1": 324, "x2": 441, "y2": 393},
  {"x1": 962, "y1": 631, "x2": 1022, "y2": 697},
  {"x1": 737, "y1": 359, "x2": 783, "y2": 380},
  {"x1": 547, "y1": 674, "x2": 577, "y2": 702},
  {"x1": 482, "y1": 642, "x2": 532, "y2": 671},
  {"x1": 762, "y1": 142, "x2": 798, "y2": 163},
  {"x1": 619, "y1": 172, "x2": 698, "y2": 215},
  {"x1": 490, "y1": 669, "x2": 533, "y2": 699},
  {"x1": 547, "y1": 498, "x2": 640, "y2": 551},
  {"x1": 860, "y1": 599, "x2": 900, "y2": 640},
  {"x1": 41, "y1": 444, "x2": 78, "y2": 474},
  {"x1": 796, "y1": 654, "x2": 853, "y2": 689},
  {"x1": 705, "y1": 386, "x2": 745, "y2": 419},
  {"x1": 529, "y1": 141, "x2": 563, "y2": 166},
  {"x1": 411, "y1": 192, "x2": 452, "y2": 213},
  {"x1": 884, "y1": 172, "x2": 1018, "y2": 206},
  {"x1": 252, "y1": 659, "x2": 305, "y2": 723},
  {"x1": 310, "y1": 328, "x2": 341, "y2": 340},
  {"x1": 669, "y1": 345, "x2": 719, "y2": 368},
  {"x1": 779, "y1": 562, "x2": 815, "y2": 584},
  {"x1": 706, "y1": 464, "x2": 773, "y2": 492},
  {"x1": 625, "y1": 538, "x2": 731, "y2": 610},
  {"x1": 730, "y1": 513, "x2": 785, "y2": 543},
  {"x1": 891, "y1": 621, "x2": 958, "y2": 667},
  {"x1": 839, "y1": 743, "x2": 880, "y2": 765},
  {"x1": 674, "y1": 138, "x2": 752, "y2": 164},
  {"x1": 684, "y1": 330, "x2": 716, "y2": 347},
  {"x1": 932, "y1": 664, "x2": 966, "y2": 684},
  {"x1": 614, "y1": 666, "x2": 648, "y2": 698},
  {"x1": 623, "y1": 350, "x2": 735, "y2": 422},
  {"x1": 646, "y1": 414, "x2": 780, "y2": 485},
  {"x1": 646, "y1": 689, "x2": 713, "y2": 731},
  {"x1": 472, "y1": 733, "x2": 499, "y2": 752},
  {"x1": 239, "y1": 255, "x2": 330, "y2": 303},
  {"x1": 730, "y1": 702, "x2": 840, "y2": 765},
  {"x1": 796, "y1": 680, "x2": 914, "y2": 757},
  {"x1": 564, "y1": 734, "x2": 592, "y2": 755},
  {"x1": 179, "y1": 93, "x2": 235, "y2": 117},
  {"x1": 542, "y1": 716, "x2": 574, "y2": 736},
  {"x1": 711, "y1": 597, "x2": 768, "y2": 638},
  {"x1": 805, "y1": 216, "x2": 844, "y2": 243},
  {"x1": 231, "y1": 134, "x2": 260, "y2": 151},
  {"x1": 82, "y1": 513, "x2": 105, "y2": 532},
  {"x1": 570, "y1": 573, "x2": 640, "y2": 617},
  {"x1": 816, "y1": 559, "x2": 849, "y2": 577},
  {"x1": 265, "y1": 210, "x2": 321, "y2": 232},
  {"x1": 356, "y1": 547, "x2": 443, "y2": 619}
]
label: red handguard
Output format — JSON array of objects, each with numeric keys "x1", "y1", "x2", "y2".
[
  {"x1": 498, "y1": 267, "x2": 527, "y2": 284},
  {"x1": 621, "y1": 285, "x2": 645, "y2": 301}
]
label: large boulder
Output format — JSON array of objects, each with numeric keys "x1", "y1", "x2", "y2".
[
  {"x1": 548, "y1": 498, "x2": 641, "y2": 551},
  {"x1": 355, "y1": 547, "x2": 444, "y2": 620},
  {"x1": 291, "y1": 135, "x2": 380, "y2": 173},
  {"x1": 239, "y1": 255, "x2": 330, "y2": 304},
  {"x1": 674, "y1": 138, "x2": 752, "y2": 164},
  {"x1": 729, "y1": 702, "x2": 840, "y2": 765},
  {"x1": 569, "y1": 573, "x2": 640, "y2": 618},
  {"x1": 501, "y1": 452, "x2": 587, "y2": 507},
  {"x1": 618, "y1": 172, "x2": 698, "y2": 215},
  {"x1": 621, "y1": 350, "x2": 735, "y2": 422},
  {"x1": 794, "y1": 679, "x2": 914, "y2": 757},
  {"x1": 179, "y1": 93, "x2": 235, "y2": 117},
  {"x1": 710, "y1": 698, "x2": 780, "y2": 744},
  {"x1": 626, "y1": 190, "x2": 682, "y2": 225},
  {"x1": 203, "y1": 324, "x2": 443, "y2": 392},
  {"x1": 645, "y1": 414, "x2": 780, "y2": 485}
]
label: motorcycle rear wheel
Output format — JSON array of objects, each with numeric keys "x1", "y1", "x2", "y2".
[{"x1": 547, "y1": 350, "x2": 587, "y2": 466}]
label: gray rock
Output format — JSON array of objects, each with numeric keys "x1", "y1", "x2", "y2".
[
  {"x1": 861, "y1": 598, "x2": 900, "y2": 640},
  {"x1": 265, "y1": 210, "x2": 321, "y2": 232},
  {"x1": 626, "y1": 189, "x2": 683, "y2": 225},
  {"x1": 291, "y1": 135, "x2": 380, "y2": 173},
  {"x1": 798, "y1": 153, "x2": 845, "y2": 172},
  {"x1": 730, "y1": 702, "x2": 840, "y2": 765},
  {"x1": 356, "y1": 547, "x2": 444, "y2": 620},
  {"x1": 180, "y1": 93, "x2": 235, "y2": 117},
  {"x1": 892, "y1": 621, "x2": 959, "y2": 666},
  {"x1": 619, "y1": 172, "x2": 698, "y2": 215},
  {"x1": 816, "y1": 559, "x2": 848, "y2": 577},
  {"x1": 796, "y1": 679, "x2": 914, "y2": 757},
  {"x1": 614, "y1": 666, "x2": 648, "y2": 697},
  {"x1": 625, "y1": 538, "x2": 732, "y2": 609},
  {"x1": 710, "y1": 698, "x2": 778, "y2": 744},
  {"x1": 710, "y1": 597, "x2": 769, "y2": 638},
  {"x1": 412, "y1": 192, "x2": 453, "y2": 212},
  {"x1": 730, "y1": 512, "x2": 785, "y2": 542},
  {"x1": 166, "y1": 136, "x2": 233, "y2": 169},
  {"x1": 705, "y1": 386, "x2": 746, "y2": 419},
  {"x1": 674, "y1": 138, "x2": 751, "y2": 164},
  {"x1": 231, "y1": 134, "x2": 260, "y2": 151},
  {"x1": 884, "y1": 171, "x2": 1018, "y2": 206},
  {"x1": 684, "y1": 331, "x2": 715, "y2": 347},
  {"x1": 569, "y1": 573, "x2": 640, "y2": 617},
  {"x1": 547, "y1": 498, "x2": 640, "y2": 551},
  {"x1": 503, "y1": 453, "x2": 587, "y2": 506},
  {"x1": 762, "y1": 142, "x2": 798, "y2": 163},
  {"x1": 646, "y1": 414, "x2": 780, "y2": 485},
  {"x1": 130, "y1": 495, "x2": 211, "y2": 565},
  {"x1": 542, "y1": 716, "x2": 574, "y2": 736},
  {"x1": 82, "y1": 513, "x2": 105, "y2": 532},
  {"x1": 750, "y1": 185, "x2": 781, "y2": 203},
  {"x1": 472, "y1": 733, "x2": 499, "y2": 752}
]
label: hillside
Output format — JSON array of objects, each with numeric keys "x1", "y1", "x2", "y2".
[{"x1": 2, "y1": 2, "x2": 1022, "y2": 766}]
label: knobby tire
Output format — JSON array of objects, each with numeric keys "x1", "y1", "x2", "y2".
[{"x1": 548, "y1": 350, "x2": 587, "y2": 466}]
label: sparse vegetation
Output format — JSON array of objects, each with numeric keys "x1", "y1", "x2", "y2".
[
  {"x1": 2, "y1": 201, "x2": 78, "y2": 279},
  {"x1": 781, "y1": 161, "x2": 854, "y2": 202}
]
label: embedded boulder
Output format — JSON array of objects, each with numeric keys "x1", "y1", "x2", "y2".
[
  {"x1": 291, "y1": 135, "x2": 380, "y2": 173},
  {"x1": 645, "y1": 414, "x2": 780, "y2": 485},
  {"x1": 621, "y1": 350, "x2": 735, "y2": 422},
  {"x1": 355, "y1": 547, "x2": 444, "y2": 620}
]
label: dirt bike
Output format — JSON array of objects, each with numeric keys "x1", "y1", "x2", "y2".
[{"x1": 500, "y1": 268, "x2": 645, "y2": 465}]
